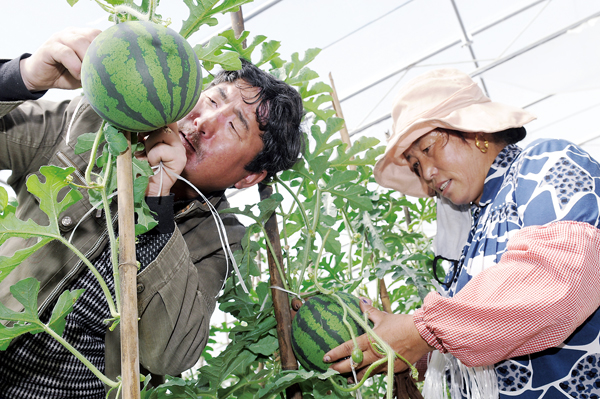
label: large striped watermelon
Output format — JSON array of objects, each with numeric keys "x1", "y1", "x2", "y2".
[
  {"x1": 291, "y1": 292, "x2": 368, "y2": 373},
  {"x1": 81, "y1": 21, "x2": 202, "y2": 132}
]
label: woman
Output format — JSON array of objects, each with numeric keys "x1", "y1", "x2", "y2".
[{"x1": 324, "y1": 68, "x2": 600, "y2": 398}]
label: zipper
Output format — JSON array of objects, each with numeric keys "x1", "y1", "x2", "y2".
[
  {"x1": 38, "y1": 211, "x2": 118, "y2": 317},
  {"x1": 57, "y1": 151, "x2": 87, "y2": 187}
]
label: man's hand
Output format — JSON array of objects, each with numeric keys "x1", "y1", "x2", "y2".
[
  {"x1": 19, "y1": 27, "x2": 101, "y2": 92},
  {"x1": 136, "y1": 122, "x2": 186, "y2": 197},
  {"x1": 323, "y1": 298, "x2": 434, "y2": 382}
]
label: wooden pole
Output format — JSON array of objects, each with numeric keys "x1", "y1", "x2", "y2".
[
  {"x1": 117, "y1": 132, "x2": 140, "y2": 399},
  {"x1": 329, "y1": 73, "x2": 356, "y2": 171},
  {"x1": 230, "y1": 8, "x2": 301, "y2": 399},
  {"x1": 259, "y1": 184, "x2": 302, "y2": 399}
]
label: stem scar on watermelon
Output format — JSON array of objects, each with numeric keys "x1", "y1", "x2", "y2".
[
  {"x1": 291, "y1": 292, "x2": 372, "y2": 373},
  {"x1": 81, "y1": 21, "x2": 202, "y2": 133}
]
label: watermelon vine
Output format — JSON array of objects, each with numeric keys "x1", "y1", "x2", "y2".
[{"x1": 0, "y1": 0, "x2": 440, "y2": 398}]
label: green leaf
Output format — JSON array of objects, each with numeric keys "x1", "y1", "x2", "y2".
[
  {"x1": 0, "y1": 166, "x2": 82, "y2": 283},
  {"x1": 324, "y1": 170, "x2": 359, "y2": 190},
  {"x1": 256, "y1": 40, "x2": 281, "y2": 67},
  {"x1": 247, "y1": 334, "x2": 278, "y2": 356},
  {"x1": 74, "y1": 132, "x2": 98, "y2": 155},
  {"x1": 180, "y1": 0, "x2": 254, "y2": 39},
  {"x1": 218, "y1": 30, "x2": 267, "y2": 62},
  {"x1": 310, "y1": 117, "x2": 345, "y2": 159},
  {"x1": 328, "y1": 185, "x2": 372, "y2": 211},
  {"x1": 66, "y1": 0, "x2": 79, "y2": 6},
  {"x1": 0, "y1": 186, "x2": 8, "y2": 214},
  {"x1": 194, "y1": 36, "x2": 242, "y2": 72},
  {"x1": 103, "y1": 124, "x2": 128, "y2": 156},
  {"x1": 47, "y1": 288, "x2": 85, "y2": 336}
]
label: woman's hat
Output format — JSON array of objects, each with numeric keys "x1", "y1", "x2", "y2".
[{"x1": 373, "y1": 68, "x2": 536, "y2": 197}]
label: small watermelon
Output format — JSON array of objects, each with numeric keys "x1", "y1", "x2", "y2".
[
  {"x1": 81, "y1": 21, "x2": 202, "y2": 132},
  {"x1": 291, "y1": 292, "x2": 368, "y2": 372}
]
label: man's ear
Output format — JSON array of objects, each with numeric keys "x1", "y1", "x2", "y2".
[{"x1": 234, "y1": 170, "x2": 268, "y2": 189}]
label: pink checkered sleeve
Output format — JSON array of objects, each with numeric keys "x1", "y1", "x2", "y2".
[{"x1": 413, "y1": 220, "x2": 600, "y2": 367}]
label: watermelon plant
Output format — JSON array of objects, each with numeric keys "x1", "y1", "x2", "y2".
[{"x1": 0, "y1": 0, "x2": 440, "y2": 398}]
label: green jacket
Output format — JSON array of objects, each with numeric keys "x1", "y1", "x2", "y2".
[{"x1": 0, "y1": 96, "x2": 245, "y2": 384}]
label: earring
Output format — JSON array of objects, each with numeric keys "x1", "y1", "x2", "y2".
[{"x1": 475, "y1": 135, "x2": 488, "y2": 153}]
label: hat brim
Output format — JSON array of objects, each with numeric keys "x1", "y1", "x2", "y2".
[{"x1": 374, "y1": 101, "x2": 536, "y2": 197}]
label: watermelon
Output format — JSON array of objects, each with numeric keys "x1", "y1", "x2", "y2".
[
  {"x1": 291, "y1": 292, "x2": 369, "y2": 373},
  {"x1": 81, "y1": 21, "x2": 202, "y2": 132}
]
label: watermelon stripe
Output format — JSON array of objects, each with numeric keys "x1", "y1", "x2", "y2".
[
  {"x1": 291, "y1": 324, "x2": 326, "y2": 371},
  {"x1": 85, "y1": 31, "x2": 157, "y2": 131},
  {"x1": 82, "y1": 21, "x2": 202, "y2": 133},
  {"x1": 291, "y1": 293, "x2": 369, "y2": 373},
  {"x1": 172, "y1": 34, "x2": 199, "y2": 120},
  {"x1": 120, "y1": 23, "x2": 168, "y2": 127}
]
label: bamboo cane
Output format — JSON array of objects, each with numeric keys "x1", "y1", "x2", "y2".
[
  {"x1": 117, "y1": 132, "x2": 140, "y2": 399},
  {"x1": 230, "y1": 9, "x2": 301, "y2": 399},
  {"x1": 259, "y1": 184, "x2": 302, "y2": 399},
  {"x1": 329, "y1": 73, "x2": 356, "y2": 171}
]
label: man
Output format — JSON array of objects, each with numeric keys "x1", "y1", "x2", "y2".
[{"x1": 0, "y1": 27, "x2": 304, "y2": 398}]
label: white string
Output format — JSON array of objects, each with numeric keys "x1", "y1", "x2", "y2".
[
  {"x1": 69, "y1": 160, "x2": 249, "y2": 295},
  {"x1": 159, "y1": 165, "x2": 250, "y2": 295},
  {"x1": 268, "y1": 285, "x2": 303, "y2": 302},
  {"x1": 65, "y1": 97, "x2": 85, "y2": 144},
  {"x1": 68, "y1": 191, "x2": 118, "y2": 243}
]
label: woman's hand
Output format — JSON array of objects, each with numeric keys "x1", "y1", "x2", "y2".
[
  {"x1": 136, "y1": 122, "x2": 186, "y2": 197},
  {"x1": 20, "y1": 27, "x2": 101, "y2": 92},
  {"x1": 323, "y1": 298, "x2": 434, "y2": 382}
]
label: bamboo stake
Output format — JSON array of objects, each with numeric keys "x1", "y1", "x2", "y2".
[
  {"x1": 259, "y1": 184, "x2": 302, "y2": 399},
  {"x1": 329, "y1": 73, "x2": 356, "y2": 171},
  {"x1": 117, "y1": 132, "x2": 140, "y2": 399},
  {"x1": 231, "y1": 9, "x2": 301, "y2": 399}
]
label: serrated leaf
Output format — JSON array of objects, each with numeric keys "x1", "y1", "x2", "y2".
[
  {"x1": 47, "y1": 288, "x2": 85, "y2": 336},
  {"x1": 287, "y1": 67, "x2": 320, "y2": 86},
  {"x1": 0, "y1": 167, "x2": 81, "y2": 283},
  {"x1": 324, "y1": 170, "x2": 359, "y2": 190},
  {"x1": 247, "y1": 334, "x2": 278, "y2": 356},
  {"x1": 289, "y1": 49, "x2": 321, "y2": 79},
  {"x1": 329, "y1": 185, "x2": 372, "y2": 211},
  {"x1": 0, "y1": 186, "x2": 8, "y2": 213},
  {"x1": 134, "y1": 199, "x2": 158, "y2": 236},
  {"x1": 74, "y1": 132, "x2": 99, "y2": 155},
  {"x1": 194, "y1": 36, "x2": 242, "y2": 71},
  {"x1": 256, "y1": 40, "x2": 281, "y2": 67},
  {"x1": 104, "y1": 124, "x2": 128, "y2": 156},
  {"x1": 0, "y1": 322, "x2": 41, "y2": 350},
  {"x1": 180, "y1": 0, "x2": 254, "y2": 39},
  {"x1": 310, "y1": 117, "x2": 345, "y2": 158},
  {"x1": 218, "y1": 30, "x2": 266, "y2": 62},
  {"x1": 29, "y1": 166, "x2": 83, "y2": 224}
]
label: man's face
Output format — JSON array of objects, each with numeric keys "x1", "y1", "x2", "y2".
[{"x1": 173, "y1": 81, "x2": 267, "y2": 198}]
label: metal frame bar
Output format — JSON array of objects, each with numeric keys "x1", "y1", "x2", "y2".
[
  {"x1": 339, "y1": 0, "x2": 548, "y2": 103},
  {"x1": 349, "y1": 7, "x2": 600, "y2": 137}
]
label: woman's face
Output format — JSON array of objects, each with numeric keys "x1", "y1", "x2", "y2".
[{"x1": 403, "y1": 130, "x2": 491, "y2": 205}]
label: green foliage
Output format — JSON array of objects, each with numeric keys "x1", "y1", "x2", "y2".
[
  {"x1": 0, "y1": 0, "x2": 439, "y2": 397},
  {"x1": 0, "y1": 278, "x2": 84, "y2": 350}
]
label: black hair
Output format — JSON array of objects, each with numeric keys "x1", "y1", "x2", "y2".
[
  {"x1": 491, "y1": 126, "x2": 527, "y2": 145},
  {"x1": 210, "y1": 59, "x2": 305, "y2": 180},
  {"x1": 439, "y1": 126, "x2": 527, "y2": 146}
]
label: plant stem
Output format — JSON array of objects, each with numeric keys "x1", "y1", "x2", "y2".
[
  {"x1": 312, "y1": 228, "x2": 332, "y2": 295},
  {"x1": 259, "y1": 225, "x2": 290, "y2": 291},
  {"x1": 43, "y1": 324, "x2": 118, "y2": 388},
  {"x1": 101, "y1": 183, "x2": 121, "y2": 313},
  {"x1": 59, "y1": 238, "x2": 118, "y2": 318},
  {"x1": 275, "y1": 177, "x2": 312, "y2": 292},
  {"x1": 85, "y1": 121, "x2": 105, "y2": 185}
]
